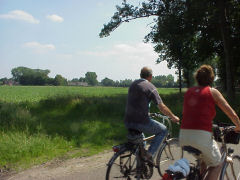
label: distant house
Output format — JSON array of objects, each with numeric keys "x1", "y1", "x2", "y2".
[
  {"x1": 2, "y1": 80, "x2": 19, "y2": 86},
  {"x1": 68, "y1": 82, "x2": 88, "y2": 86}
]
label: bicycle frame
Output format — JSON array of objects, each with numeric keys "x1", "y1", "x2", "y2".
[
  {"x1": 106, "y1": 113, "x2": 182, "y2": 180},
  {"x1": 180, "y1": 125, "x2": 239, "y2": 180}
]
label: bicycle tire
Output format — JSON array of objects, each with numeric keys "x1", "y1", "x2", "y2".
[
  {"x1": 219, "y1": 155, "x2": 240, "y2": 180},
  {"x1": 156, "y1": 138, "x2": 183, "y2": 177},
  {"x1": 106, "y1": 147, "x2": 138, "y2": 180}
]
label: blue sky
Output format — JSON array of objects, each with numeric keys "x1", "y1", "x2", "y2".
[{"x1": 0, "y1": 0, "x2": 177, "y2": 81}]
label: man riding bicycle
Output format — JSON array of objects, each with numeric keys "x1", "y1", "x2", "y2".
[{"x1": 124, "y1": 66, "x2": 180, "y2": 163}]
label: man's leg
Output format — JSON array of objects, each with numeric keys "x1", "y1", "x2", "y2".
[
  {"x1": 146, "y1": 119, "x2": 168, "y2": 156},
  {"x1": 125, "y1": 120, "x2": 167, "y2": 156}
]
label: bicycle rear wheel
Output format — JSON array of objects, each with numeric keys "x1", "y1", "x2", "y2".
[
  {"x1": 106, "y1": 147, "x2": 137, "y2": 180},
  {"x1": 220, "y1": 155, "x2": 240, "y2": 180},
  {"x1": 156, "y1": 138, "x2": 183, "y2": 177}
]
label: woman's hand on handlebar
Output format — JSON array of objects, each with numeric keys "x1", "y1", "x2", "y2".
[{"x1": 234, "y1": 126, "x2": 240, "y2": 133}]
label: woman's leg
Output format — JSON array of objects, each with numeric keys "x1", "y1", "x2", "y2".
[{"x1": 204, "y1": 162, "x2": 224, "y2": 180}]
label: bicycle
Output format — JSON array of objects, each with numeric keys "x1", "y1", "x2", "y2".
[
  {"x1": 163, "y1": 123, "x2": 240, "y2": 180},
  {"x1": 105, "y1": 112, "x2": 183, "y2": 180}
]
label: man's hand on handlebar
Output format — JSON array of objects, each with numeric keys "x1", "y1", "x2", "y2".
[{"x1": 171, "y1": 115, "x2": 180, "y2": 124}]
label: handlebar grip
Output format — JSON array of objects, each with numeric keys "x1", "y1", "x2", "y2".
[{"x1": 212, "y1": 124, "x2": 218, "y2": 128}]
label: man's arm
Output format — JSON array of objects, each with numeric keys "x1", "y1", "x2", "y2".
[{"x1": 158, "y1": 103, "x2": 180, "y2": 123}]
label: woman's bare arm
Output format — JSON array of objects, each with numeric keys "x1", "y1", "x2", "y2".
[{"x1": 211, "y1": 88, "x2": 240, "y2": 131}]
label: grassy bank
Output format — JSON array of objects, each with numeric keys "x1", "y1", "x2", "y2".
[
  {"x1": 0, "y1": 86, "x2": 239, "y2": 171},
  {"x1": 0, "y1": 87, "x2": 129, "y2": 170}
]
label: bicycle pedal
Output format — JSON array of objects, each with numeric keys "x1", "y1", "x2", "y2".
[
  {"x1": 144, "y1": 158, "x2": 155, "y2": 166},
  {"x1": 134, "y1": 174, "x2": 144, "y2": 179}
]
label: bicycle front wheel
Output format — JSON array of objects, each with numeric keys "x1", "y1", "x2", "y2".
[
  {"x1": 106, "y1": 148, "x2": 137, "y2": 180},
  {"x1": 156, "y1": 138, "x2": 183, "y2": 177},
  {"x1": 220, "y1": 155, "x2": 240, "y2": 180}
]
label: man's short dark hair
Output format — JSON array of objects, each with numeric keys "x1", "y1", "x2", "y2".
[{"x1": 140, "y1": 67, "x2": 152, "y2": 79}]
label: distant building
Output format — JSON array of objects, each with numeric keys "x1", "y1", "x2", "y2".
[
  {"x1": 1, "y1": 80, "x2": 19, "y2": 86},
  {"x1": 68, "y1": 82, "x2": 88, "y2": 86}
]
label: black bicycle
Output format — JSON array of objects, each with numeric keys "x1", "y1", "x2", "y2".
[
  {"x1": 164, "y1": 123, "x2": 240, "y2": 180},
  {"x1": 105, "y1": 113, "x2": 182, "y2": 180}
]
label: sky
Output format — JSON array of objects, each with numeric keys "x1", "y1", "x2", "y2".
[{"x1": 0, "y1": 0, "x2": 177, "y2": 81}]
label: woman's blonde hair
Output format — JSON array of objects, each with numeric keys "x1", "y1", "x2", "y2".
[{"x1": 195, "y1": 65, "x2": 215, "y2": 86}]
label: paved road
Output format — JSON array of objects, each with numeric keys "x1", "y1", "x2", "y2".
[{"x1": 3, "y1": 144, "x2": 240, "y2": 180}]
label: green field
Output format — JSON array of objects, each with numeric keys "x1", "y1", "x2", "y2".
[
  {"x1": 0, "y1": 86, "x2": 238, "y2": 171},
  {"x1": 0, "y1": 86, "x2": 128, "y2": 103},
  {"x1": 0, "y1": 86, "x2": 182, "y2": 171}
]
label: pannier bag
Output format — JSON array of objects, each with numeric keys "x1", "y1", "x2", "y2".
[{"x1": 213, "y1": 123, "x2": 240, "y2": 144}]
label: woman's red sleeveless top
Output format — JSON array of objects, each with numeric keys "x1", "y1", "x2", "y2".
[{"x1": 181, "y1": 86, "x2": 216, "y2": 132}]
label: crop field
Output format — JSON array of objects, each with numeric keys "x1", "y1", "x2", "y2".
[
  {"x1": 0, "y1": 86, "x2": 181, "y2": 103},
  {"x1": 0, "y1": 86, "x2": 181, "y2": 171},
  {"x1": 0, "y1": 86, "x2": 128, "y2": 103},
  {"x1": 0, "y1": 85, "x2": 238, "y2": 171}
]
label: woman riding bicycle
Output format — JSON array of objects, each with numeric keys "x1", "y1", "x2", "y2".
[{"x1": 179, "y1": 65, "x2": 240, "y2": 180}]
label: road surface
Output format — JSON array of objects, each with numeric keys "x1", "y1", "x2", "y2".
[{"x1": 2, "y1": 144, "x2": 239, "y2": 180}]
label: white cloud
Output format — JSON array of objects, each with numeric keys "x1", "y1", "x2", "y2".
[
  {"x1": 23, "y1": 41, "x2": 56, "y2": 53},
  {"x1": 78, "y1": 42, "x2": 158, "y2": 60},
  {"x1": 76, "y1": 42, "x2": 177, "y2": 81},
  {"x1": 97, "y1": 2, "x2": 104, "y2": 7},
  {"x1": 46, "y1": 14, "x2": 64, "y2": 23},
  {"x1": 56, "y1": 53, "x2": 73, "y2": 59},
  {"x1": 0, "y1": 10, "x2": 39, "y2": 24}
]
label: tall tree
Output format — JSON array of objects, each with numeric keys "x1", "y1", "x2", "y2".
[
  {"x1": 101, "y1": 77, "x2": 115, "y2": 86},
  {"x1": 85, "y1": 72, "x2": 98, "y2": 86},
  {"x1": 54, "y1": 75, "x2": 67, "y2": 86},
  {"x1": 99, "y1": 0, "x2": 201, "y2": 92},
  {"x1": 11, "y1": 67, "x2": 50, "y2": 85},
  {"x1": 100, "y1": 0, "x2": 240, "y2": 97}
]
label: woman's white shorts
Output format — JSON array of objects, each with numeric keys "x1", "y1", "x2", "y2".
[{"x1": 179, "y1": 129, "x2": 221, "y2": 167}]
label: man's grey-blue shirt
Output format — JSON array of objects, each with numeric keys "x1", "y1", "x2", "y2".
[{"x1": 124, "y1": 79, "x2": 163, "y2": 125}]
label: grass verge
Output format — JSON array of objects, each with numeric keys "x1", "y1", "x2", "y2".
[{"x1": 0, "y1": 86, "x2": 239, "y2": 171}]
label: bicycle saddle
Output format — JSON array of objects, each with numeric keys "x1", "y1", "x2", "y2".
[
  {"x1": 183, "y1": 146, "x2": 201, "y2": 156},
  {"x1": 128, "y1": 128, "x2": 142, "y2": 135},
  {"x1": 127, "y1": 129, "x2": 143, "y2": 144}
]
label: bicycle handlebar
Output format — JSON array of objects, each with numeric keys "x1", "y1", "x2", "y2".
[
  {"x1": 149, "y1": 112, "x2": 180, "y2": 125},
  {"x1": 212, "y1": 123, "x2": 240, "y2": 145},
  {"x1": 149, "y1": 112, "x2": 170, "y2": 120},
  {"x1": 149, "y1": 112, "x2": 174, "y2": 137},
  {"x1": 213, "y1": 123, "x2": 236, "y2": 134}
]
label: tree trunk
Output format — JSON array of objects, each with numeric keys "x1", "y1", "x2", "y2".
[
  {"x1": 218, "y1": 0, "x2": 234, "y2": 99},
  {"x1": 185, "y1": 70, "x2": 190, "y2": 88},
  {"x1": 179, "y1": 59, "x2": 182, "y2": 93}
]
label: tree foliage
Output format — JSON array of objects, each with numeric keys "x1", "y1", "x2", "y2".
[
  {"x1": 152, "y1": 74, "x2": 176, "y2": 88},
  {"x1": 11, "y1": 67, "x2": 50, "y2": 85},
  {"x1": 100, "y1": 0, "x2": 240, "y2": 97},
  {"x1": 101, "y1": 77, "x2": 115, "y2": 86},
  {"x1": 85, "y1": 72, "x2": 98, "y2": 86},
  {"x1": 54, "y1": 75, "x2": 68, "y2": 86}
]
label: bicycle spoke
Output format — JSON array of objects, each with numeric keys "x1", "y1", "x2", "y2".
[
  {"x1": 106, "y1": 150, "x2": 138, "y2": 180},
  {"x1": 156, "y1": 139, "x2": 183, "y2": 177}
]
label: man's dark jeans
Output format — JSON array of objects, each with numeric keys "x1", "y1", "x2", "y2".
[{"x1": 125, "y1": 119, "x2": 168, "y2": 157}]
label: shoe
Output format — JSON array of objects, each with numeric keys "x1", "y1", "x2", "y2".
[
  {"x1": 146, "y1": 155, "x2": 154, "y2": 166},
  {"x1": 141, "y1": 150, "x2": 154, "y2": 165}
]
